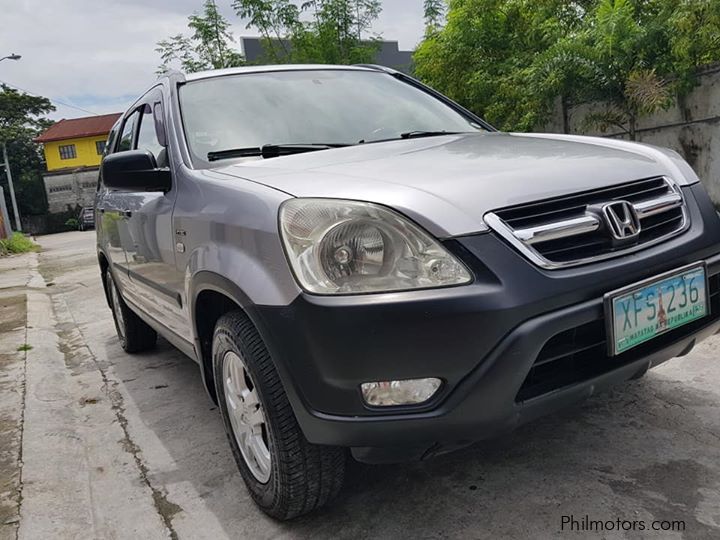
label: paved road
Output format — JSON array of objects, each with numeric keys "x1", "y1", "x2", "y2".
[{"x1": 2, "y1": 230, "x2": 720, "y2": 539}]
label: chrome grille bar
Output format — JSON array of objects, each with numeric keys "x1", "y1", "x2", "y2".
[
  {"x1": 634, "y1": 192, "x2": 683, "y2": 218},
  {"x1": 485, "y1": 176, "x2": 689, "y2": 269},
  {"x1": 515, "y1": 215, "x2": 601, "y2": 245}
]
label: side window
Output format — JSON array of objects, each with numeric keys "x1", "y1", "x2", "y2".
[
  {"x1": 117, "y1": 111, "x2": 140, "y2": 152},
  {"x1": 136, "y1": 103, "x2": 164, "y2": 160},
  {"x1": 103, "y1": 119, "x2": 121, "y2": 157}
]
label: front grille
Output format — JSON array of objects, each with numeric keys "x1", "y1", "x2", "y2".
[
  {"x1": 485, "y1": 177, "x2": 688, "y2": 268},
  {"x1": 516, "y1": 273, "x2": 720, "y2": 402}
]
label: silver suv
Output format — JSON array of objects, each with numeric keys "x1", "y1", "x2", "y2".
[{"x1": 96, "y1": 65, "x2": 720, "y2": 519}]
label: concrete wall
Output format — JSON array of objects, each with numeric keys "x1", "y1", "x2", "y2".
[
  {"x1": 542, "y1": 66, "x2": 720, "y2": 204},
  {"x1": 43, "y1": 169, "x2": 98, "y2": 214}
]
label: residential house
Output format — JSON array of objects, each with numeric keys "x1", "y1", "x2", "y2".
[{"x1": 34, "y1": 113, "x2": 121, "y2": 213}]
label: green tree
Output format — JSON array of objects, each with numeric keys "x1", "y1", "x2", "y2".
[
  {"x1": 292, "y1": 0, "x2": 382, "y2": 63},
  {"x1": 423, "y1": 0, "x2": 445, "y2": 35},
  {"x1": 532, "y1": 0, "x2": 689, "y2": 139},
  {"x1": 668, "y1": 0, "x2": 720, "y2": 94},
  {"x1": 415, "y1": 0, "x2": 588, "y2": 131},
  {"x1": 415, "y1": 0, "x2": 720, "y2": 136},
  {"x1": 232, "y1": 0, "x2": 382, "y2": 64},
  {"x1": 0, "y1": 85, "x2": 54, "y2": 217},
  {"x1": 157, "y1": 0, "x2": 244, "y2": 73},
  {"x1": 232, "y1": 0, "x2": 300, "y2": 61}
]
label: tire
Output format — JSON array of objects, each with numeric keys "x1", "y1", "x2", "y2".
[
  {"x1": 106, "y1": 271, "x2": 157, "y2": 353},
  {"x1": 630, "y1": 364, "x2": 649, "y2": 380},
  {"x1": 212, "y1": 311, "x2": 345, "y2": 520}
]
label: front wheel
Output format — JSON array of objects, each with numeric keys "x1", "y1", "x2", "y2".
[{"x1": 213, "y1": 311, "x2": 345, "y2": 520}]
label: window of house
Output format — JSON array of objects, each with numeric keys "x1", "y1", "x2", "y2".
[
  {"x1": 96, "y1": 140, "x2": 106, "y2": 155},
  {"x1": 58, "y1": 144, "x2": 77, "y2": 160}
]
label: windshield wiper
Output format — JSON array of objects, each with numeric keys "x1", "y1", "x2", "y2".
[
  {"x1": 207, "y1": 143, "x2": 351, "y2": 162},
  {"x1": 358, "y1": 130, "x2": 466, "y2": 144},
  {"x1": 399, "y1": 130, "x2": 463, "y2": 139}
]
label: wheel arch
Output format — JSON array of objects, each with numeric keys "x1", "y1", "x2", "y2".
[
  {"x1": 190, "y1": 271, "x2": 268, "y2": 404},
  {"x1": 189, "y1": 271, "x2": 325, "y2": 443},
  {"x1": 97, "y1": 249, "x2": 112, "y2": 308}
]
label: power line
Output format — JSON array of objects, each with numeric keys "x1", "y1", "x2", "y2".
[{"x1": 0, "y1": 79, "x2": 100, "y2": 116}]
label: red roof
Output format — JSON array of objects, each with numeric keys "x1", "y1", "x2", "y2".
[{"x1": 34, "y1": 112, "x2": 122, "y2": 143}]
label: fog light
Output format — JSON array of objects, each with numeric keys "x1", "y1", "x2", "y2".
[{"x1": 360, "y1": 378, "x2": 442, "y2": 406}]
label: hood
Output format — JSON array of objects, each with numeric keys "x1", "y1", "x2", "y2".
[{"x1": 212, "y1": 132, "x2": 696, "y2": 237}]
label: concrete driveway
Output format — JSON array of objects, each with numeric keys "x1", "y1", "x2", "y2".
[{"x1": 2, "y1": 230, "x2": 720, "y2": 539}]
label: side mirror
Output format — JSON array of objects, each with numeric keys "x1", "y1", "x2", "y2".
[{"x1": 101, "y1": 150, "x2": 171, "y2": 192}]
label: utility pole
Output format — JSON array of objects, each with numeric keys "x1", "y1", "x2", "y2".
[
  {"x1": 2, "y1": 143, "x2": 21, "y2": 231},
  {"x1": 1, "y1": 52, "x2": 23, "y2": 231}
]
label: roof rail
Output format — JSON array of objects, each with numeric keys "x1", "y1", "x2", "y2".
[{"x1": 353, "y1": 64, "x2": 399, "y2": 75}]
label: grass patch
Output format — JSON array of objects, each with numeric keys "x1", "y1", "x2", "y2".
[
  {"x1": 0, "y1": 232, "x2": 40, "y2": 256},
  {"x1": 17, "y1": 343, "x2": 33, "y2": 352}
]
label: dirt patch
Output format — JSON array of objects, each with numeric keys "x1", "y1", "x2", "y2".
[
  {"x1": 0, "y1": 295, "x2": 26, "y2": 334},
  {"x1": 38, "y1": 253, "x2": 97, "y2": 283}
]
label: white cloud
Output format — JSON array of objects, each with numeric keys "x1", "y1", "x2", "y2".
[{"x1": 0, "y1": 0, "x2": 424, "y2": 120}]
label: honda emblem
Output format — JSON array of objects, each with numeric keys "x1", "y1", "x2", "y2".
[{"x1": 602, "y1": 200, "x2": 641, "y2": 240}]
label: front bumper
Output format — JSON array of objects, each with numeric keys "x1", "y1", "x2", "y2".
[{"x1": 251, "y1": 184, "x2": 720, "y2": 462}]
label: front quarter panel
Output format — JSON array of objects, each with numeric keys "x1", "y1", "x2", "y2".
[{"x1": 175, "y1": 168, "x2": 301, "y2": 311}]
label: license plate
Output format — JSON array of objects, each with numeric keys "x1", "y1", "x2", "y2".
[{"x1": 606, "y1": 263, "x2": 709, "y2": 355}]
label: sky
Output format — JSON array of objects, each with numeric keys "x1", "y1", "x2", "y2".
[{"x1": 0, "y1": 0, "x2": 426, "y2": 121}]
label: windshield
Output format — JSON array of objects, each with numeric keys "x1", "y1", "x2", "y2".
[{"x1": 178, "y1": 69, "x2": 484, "y2": 166}]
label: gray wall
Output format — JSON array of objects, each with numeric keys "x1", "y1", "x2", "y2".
[
  {"x1": 44, "y1": 169, "x2": 99, "y2": 214},
  {"x1": 543, "y1": 66, "x2": 720, "y2": 204}
]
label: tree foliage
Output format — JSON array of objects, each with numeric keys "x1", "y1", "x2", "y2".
[
  {"x1": 415, "y1": 0, "x2": 720, "y2": 137},
  {"x1": 415, "y1": 0, "x2": 589, "y2": 132},
  {"x1": 157, "y1": 0, "x2": 244, "y2": 73},
  {"x1": 233, "y1": 0, "x2": 382, "y2": 64},
  {"x1": 0, "y1": 85, "x2": 53, "y2": 145},
  {"x1": 0, "y1": 85, "x2": 54, "y2": 216},
  {"x1": 423, "y1": 0, "x2": 445, "y2": 35}
]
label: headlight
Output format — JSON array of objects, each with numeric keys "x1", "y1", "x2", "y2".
[{"x1": 279, "y1": 199, "x2": 472, "y2": 294}]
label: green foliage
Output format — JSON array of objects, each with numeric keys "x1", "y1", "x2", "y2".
[
  {"x1": 65, "y1": 217, "x2": 80, "y2": 229},
  {"x1": 233, "y1": 0, "x2": 300, "y2": 61},
  {"x1": 539, "y1": 0, "x2": 677, "y2": 139},
  {"x1": 415, "y1": 0, "x2": 587, "y2": 131},
  {"x1": 5, "y1": 131, "x2": 50, "y2": 216},
  {"x1": 157, "y1": 0, "x2": 245, "y2": 73},
  {"x1": 233, "y1": 0, "x2": 382, "y2": 64},
  {"x1": 0, "y1": 85, "x2": 54, "y2": 218},
  {"x1": 0, "y1": 232, "x2": 39, "y2": 256},
  {"x1": 668, "y1": 0, "x2": 720, "y2": 93},
  {"x1": 423, "y1": 0, "x2": 445, "y2": 34},
  {"x1": 415, "y1": 0, "x2": 720, "y2": 137},
  {"x1": 0, "y1": 85, "x2": 54, "y2": 145},
  {"x1": 17, "y1": 344, "x2": 33, "y2": 352}
]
